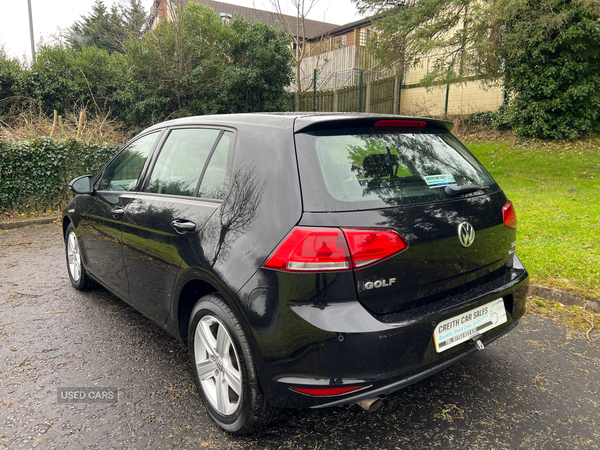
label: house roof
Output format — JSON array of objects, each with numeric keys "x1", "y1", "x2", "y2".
[
  {"x1": 183, "y1": 0, "x2": 340, "y2": 39},
  {"x1": 324, "y1": 17, "x2": 373, "y2": 37}
]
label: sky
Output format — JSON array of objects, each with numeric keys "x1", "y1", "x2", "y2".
[{"x1": 0, "y1": 0, "x2": 363, "y2": 63}]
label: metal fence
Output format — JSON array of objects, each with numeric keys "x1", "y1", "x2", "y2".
[
  {"x1": 314, "y1": 67, "x2": 396, "y2": 91},
  {"x1": 291, "y1": 67, "x2": 504, "y2": 118},
  {"x1": 293, "y1": 69, "x2": 398, "y2": 114}
]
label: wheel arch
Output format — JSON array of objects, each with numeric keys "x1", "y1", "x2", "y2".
[
  {"x1": 175, "y1": 275, "x2": 248, "y2": 347},
  {"x1": 62, "y1": 216, "x2": 72, "y2": 239},
  {"x1": 176, "y1": 279, "x2": 220, "y2": 346}
]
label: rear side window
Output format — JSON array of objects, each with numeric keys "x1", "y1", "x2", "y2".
[
  {"x1": 146, "y1": 128, "x2": 222, "y2": 197},
  {"x1": 295, "y1": 128, "x2": 498, "y2": 211},
  {"x1": 197, "y1": 133, "x2": 231, "y2": 200}
]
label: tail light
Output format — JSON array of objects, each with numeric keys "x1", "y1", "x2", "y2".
[
  {"x1": 502, "y1": 200, "x2": 518, "y2": 229},
  {"x1": 343, "y1": 228, "x2": 408, "y2": 268},
  {"x1": 263, "y1": 227, "x2": 351, "y2": 272},
  {"x1": 263, "y1": 227, "x2": 408, "y2": 272}
]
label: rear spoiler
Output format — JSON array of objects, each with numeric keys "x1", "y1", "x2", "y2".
[{"x1": 293, "y1": 114, "x2": 454, "y2": 133}]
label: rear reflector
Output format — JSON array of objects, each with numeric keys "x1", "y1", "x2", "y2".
[
  {"x1": 374, "y1": 120, "x2": 426, "y2": 128},
  {"x1": 263, "y1": 227, "x2": 408, "y2": 272},
  {"x1": 502, "y1": 200, "x2": 518, "y2": 229},
  {"x1": 289, "y1": 386, "x2": 366, "y2": 396}
]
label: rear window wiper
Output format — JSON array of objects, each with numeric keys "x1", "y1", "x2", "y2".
[{"x1": 444, "y1": 184, "x2": 490, "y2": 196}]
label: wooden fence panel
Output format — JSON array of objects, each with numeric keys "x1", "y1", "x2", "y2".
[
  {"x1": 316, "y1": 91, "x2": 334, "y2": 112},
  {"x1": 292, "y1": 75, "x2": 395, "y2": 114},
  {"x1": 298, "y1": 92, "x2": 312, "y2": 111},
  {"x1": 337, "y1": 85, "x2": 363, "y2": 113},
  {"x1": 370, "y1": 77, "x2": 396, "y2": 114},
  {"x1": 296, "y1": 91, "x2": 335, "y2": 112}
]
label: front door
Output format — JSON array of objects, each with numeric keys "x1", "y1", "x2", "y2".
[{"x1": 77, "y1": 131, "x2": 161, "y2": 299}]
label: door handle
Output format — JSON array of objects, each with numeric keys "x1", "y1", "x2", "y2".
[
  {"x1": 171, "y1": 220, "x2": 196, "y2": 234},
  {"x1": 110, "y1": 208, "x2": 125, "y2": 219}
]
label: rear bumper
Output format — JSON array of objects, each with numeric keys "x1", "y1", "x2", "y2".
[
  {"x1": 253, "y1": 255, "x2": 528, "y2": 409},
  {"x1": 311, "y1": 320, "x2": 518, "y2": 409}
]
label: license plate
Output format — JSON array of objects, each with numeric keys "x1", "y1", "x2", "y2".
[{"x1": 433, "y1": 298, "x2": 507, "y2": 353}]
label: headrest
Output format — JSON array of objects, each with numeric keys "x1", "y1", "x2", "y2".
[{"x1": 362, "y1": 154, "x2": 398, "y2": 178}]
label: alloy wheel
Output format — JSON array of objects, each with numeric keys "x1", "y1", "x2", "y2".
[
  {"x1": 67, "y1": 232, "x2": 82, "y2": 282},
  {"x1": 194, "y1": 315, "x2": 242, "y2": 416}
]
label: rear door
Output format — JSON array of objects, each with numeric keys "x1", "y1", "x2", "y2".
[
  {"x1": 295, "y1": 121, "x2": 516, "y2": 314},
  {"x1": 121, "y1": 127, "x2": 233, "y2": 322}
]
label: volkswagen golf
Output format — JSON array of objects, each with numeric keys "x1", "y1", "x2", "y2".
[{"x1": 63, "y1": 113, "x2": 529, "y2": 434}]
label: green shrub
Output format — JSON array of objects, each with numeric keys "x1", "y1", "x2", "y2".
[
  {"x1": 502, "y1": 1, "x2": 600, "y2": 140},
  {"x1": 0, "y1": 50, "x2": 28, "y2": 117},
  {"x1": 0, "y1": 138, "x2": 119, "y2": 213},
  {"x1": 492, "y1": 105, "x2": 511, "y2": 131},
  {"x1": 1, "y1": 3, "x2": 293, "y2": 129},
  {"x1": 467, "y1": 111, "x2": 497, "y2": 131},
  {"x1": 121, "y1": 3, "x2": 292, "y2": 125},
  {"x1": 28, "y1": 46, "x2": 127, "y2": 117},
  {"x1": 467, "y1": 108, "x2": 512, "y2": 132}
]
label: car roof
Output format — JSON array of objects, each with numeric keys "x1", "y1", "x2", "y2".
[{"x1": 143, "y1": 113, "x2": 454, "y2": 133}]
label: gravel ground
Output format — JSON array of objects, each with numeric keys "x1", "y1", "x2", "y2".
[{"x1": 1, "y1": 224, "x2": 599, "y2": 449}]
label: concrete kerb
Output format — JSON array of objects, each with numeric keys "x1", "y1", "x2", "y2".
[
  {"x1": 529, "y1": 285, "x2": 600, "y2": 314},
  {"x1": 1, "y1": 218, "x2": 598, "y2": 313},
  {"x1": 0, "y1": 216, "x2": 61, "y2": 230}
]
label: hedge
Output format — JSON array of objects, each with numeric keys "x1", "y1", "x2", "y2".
[{"x1": 0, "y1": 138, "x2": 120, "y2": 213}]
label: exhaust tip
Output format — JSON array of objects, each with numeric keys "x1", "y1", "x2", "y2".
[{"x1": 356, "y1": 397, "x2": 383, "y2": 412}]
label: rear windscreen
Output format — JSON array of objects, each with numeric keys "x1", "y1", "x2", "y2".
[{"x1": 295, "y1": 128, "x2": 499, "y2": 212}]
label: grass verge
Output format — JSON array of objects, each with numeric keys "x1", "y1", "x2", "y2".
[
  {"x1": 526, "y1": 297, "x2": 598, "y2": 342},
  {"x1": 467, "y1": 139, "x2": 600, "y2": 299},
  {"x1": 1, "y1": 211, "x2": 62, "y2": 222}
]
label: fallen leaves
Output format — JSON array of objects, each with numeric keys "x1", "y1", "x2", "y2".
[
  {"x1": 434, "y1": 403, "x2": 464, "y2": 422},
  {"x1": 534, "y1": 373, "x2": 549, "y2": 391}
]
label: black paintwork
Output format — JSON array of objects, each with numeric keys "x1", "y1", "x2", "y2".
[
  {"x1": 63, "y1": 113, "x2": 529, "y2": 410},
  {"x1": 298, "y1": 191, "x2": 514, "y2": 315},
  {"x1": 76, "y1": 192, "x2": 136, "y2": 300}
]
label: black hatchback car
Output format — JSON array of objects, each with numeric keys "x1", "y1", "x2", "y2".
[{"x1": 63, "y1": 113, "x2": 528, "y2": 434}]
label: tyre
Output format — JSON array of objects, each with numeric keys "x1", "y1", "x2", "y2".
[
  {"x1": 65, "y1": 223, "x2": 97, "y2": 290},
  {"x1": 188, "y1": 294, "x2": 277, "y2": 434}
]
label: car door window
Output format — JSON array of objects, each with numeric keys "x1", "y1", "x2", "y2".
[
  {"x1": 95, "y1": 132, "x2": 160, "y2": 192},
  {"x1": 197, "y1": 132, "x2": 232, "y2": 200},
  {"x1": 146, "y1": 128, "x2": 221, "y2": 197}
]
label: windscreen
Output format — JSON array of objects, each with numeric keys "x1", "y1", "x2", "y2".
[{"x1": 295, "y1": 127, "x2": 499, "y2": 212}]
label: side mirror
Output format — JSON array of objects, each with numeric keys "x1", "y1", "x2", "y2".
[{"x1": 69, "y1": 175, "x2": 94, "y2": 195}]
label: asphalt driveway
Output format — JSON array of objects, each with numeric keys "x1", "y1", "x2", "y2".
[{"x1": 1, "y1": 224, "x2": 599, "y2": 449}]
